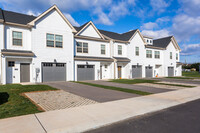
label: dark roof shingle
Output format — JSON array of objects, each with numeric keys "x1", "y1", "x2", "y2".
[
  {"x1": 0, "y1": 9, "x2": 36, "y2": 25},
  {"x1": 152, "y1": 36, "x2": 173, "y2": 48}
]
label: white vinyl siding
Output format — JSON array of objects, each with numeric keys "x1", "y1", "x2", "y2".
[
  {"x1": 13, "y1": 31, "x2": 22, "y2": 46},
  {"x1": 146, "y1": 50, "x2": 152, "y2": 58},
  {"x1": 46, "y1": 33, "x2": 63, "y2": 48},
  {"x1": 77, "y1": 42, "x2": 88, "y2": 53},
  {"x1": 155, "y1": 51, "x2": 160, "y2": 59}
]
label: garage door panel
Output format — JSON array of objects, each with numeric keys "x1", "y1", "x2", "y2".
[
  {"x1": 168, "y1": 67, "x2": 174, "y2": 77},
  {"x1": 132, "y1": 65, "x2": 142, "y2": 78},
  {"x1": 42, "y1": 63, "x2": 66, "y2": 82},
  {"x1": 145, "y1": 66, "x2": 153, "y2": 78},
  {"x1": 77, "y1": 65, "x2": 95, "y2": 81}
]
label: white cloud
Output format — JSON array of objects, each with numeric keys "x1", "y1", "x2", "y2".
[
  {"x1": 181, "y1": 44, "x2": 200, "y2": 55},
  {"x1": 178, "y1": 0, "x2": 200, "y2": 17},
  {"x1": 108, "y1": 2, "x2": 129, "y2": 19},
  {"x1": 64, "y1": 13, "x2": 80, "y2": 26},
  {"x1": 141, "y1": 29, "x2": 170, "y2": 39},
  {"x1": 141, "y1": 22, "x2": 158, "y2": 30},
  {"x1": 93, "y1": 8, "x2": 113, "y2": 25},
  {"x1": 27, "y1": 10, "x2": 40, "y2": 16},
  {"x1": 150, "y1": 0, "x2": 169, "y2": 13},
  {"x1": 172, "y1": 14, "x2": 200, "y2": 42}
]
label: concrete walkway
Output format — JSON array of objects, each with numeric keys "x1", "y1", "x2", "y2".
[
  {"x1": 84, "y1": 80, "x2": 171, "y2": 93},
  {"x1": 1, "y1": 86, "x2": 200, "y2": 133},
  {"x1": 43, "y1": 82, "x2": 138, "y2": 102}
]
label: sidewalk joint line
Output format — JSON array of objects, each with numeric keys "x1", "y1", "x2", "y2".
[{"x1": 34, "y1": 114, "x2": 47, "y2": 133}]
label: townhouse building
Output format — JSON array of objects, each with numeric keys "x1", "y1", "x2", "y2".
[{"x1": 0, "y1": 5, "x2": 182, "y2": 84}]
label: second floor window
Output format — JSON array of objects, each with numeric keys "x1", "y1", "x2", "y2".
[
  {"x1": 135, "y1": 47, "x2": 139, "y2": 56},
  {"x1": 155, "y1": 51, "x2": 160, "y2": 59},
  {"x1": 118, "y1": 45, "x2": 122, "y2": 55},
  {"x1": 77, "y1": 42, "x2": 88, "y2": 53},
  {"x1": 170, "y1": 52, "x2": 172, "y2": 59},
  {"x1": 176, "y1": 53, "x2": 178, "y2": 60},
  {"x1": 146, "y1": 50, "x2": 152, "y2": 58},
  {"x1": 101, "y1": 44, "x2": 106, "y2": 55},
  {"x1": 13, "y1": 31, "x2": 22, "y2": 46},
  {"x1": 46, "y1": 33, "x2": 63, "y2": 48}
]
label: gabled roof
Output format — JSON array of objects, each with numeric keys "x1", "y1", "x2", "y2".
[
  {"x1": 75, "y1": 21, "x2": 105, "y2": 39},
  {"x1": 0, "y1": 8, "x2": 36, "y2": 24},
  {"x1": 28, "y1": 5, "x2": 76, "y2": 32},
  {"x1": 99, "y1": 29, "x2": 137, "y2": 42},
  {"x1": 0, "y1": 8, "x2": 4, "y2": 21},
  {"x1": 153, "y1": 36, "x2": 173, "y2": 48},
  {"x1": 152, "y1": 36, "x2": 181, "y2": 51}
]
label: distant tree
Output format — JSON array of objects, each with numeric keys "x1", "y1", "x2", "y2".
[{"x1": 191, "y1": 63, "x2": 200, "y2": 71}]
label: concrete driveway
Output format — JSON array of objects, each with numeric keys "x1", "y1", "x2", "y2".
[
  {"x1": 84, "y1": 80, "x2": 171, "y2": 93},
  {"x1": 43, "y1": 82, "x2": 138, "y2": 103},
  {"x1": 152, "y1": 78, "x2": 200, "y2": 85}
]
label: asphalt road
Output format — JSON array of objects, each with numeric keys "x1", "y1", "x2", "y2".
[{"x1": 86, "y1": 99, "x2": 200, "y2": 133}]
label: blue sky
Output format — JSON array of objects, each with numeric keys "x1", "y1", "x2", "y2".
[{"x1": 0, "y1": 0, "x2": 200, "y2": 63}]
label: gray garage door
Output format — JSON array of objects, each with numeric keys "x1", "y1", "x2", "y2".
[
  {"x1": 132, "y1": 65, "x2": 142, "y2": 78},
  {"x1": 77, "y1": 65, "x2": 95, "y2": 81},
  {"x1": 42, "y1": 63, "x2": 66, "y2": 82},
  {"x1": 145, "y1": 66, "x2": 153, "y2": 78},
  {"x1": 168, "y1": 67, "x2": 174, "y2": 77}
]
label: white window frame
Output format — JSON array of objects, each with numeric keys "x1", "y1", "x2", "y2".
[
  {"x1": 146, "y1": 50, "x2": 152, "y2": 58},
  {"x1": 46, "y1": 33, "x2": 63, "y2": 48},
  {"x1": 101, "y1": 44, "x2": 106, "y2": 55},
  {"x1": 170, "y1": 52, "x2": 172, "y2": 59},
  {"x1": 154, "y1": 51, "x2": 160, "y2": 59},
  {"x1": 135, "y1": 47, "x2": 139, "y2": 56},
  {"x1": 176, "y1": 53, "x2": 178, "y2": 60},
  {"x1": 12, "y1": 31, "x2": 23, "y2": 46},
  {"x1": 76, "y1": 42, "x2": 88, "y2": 53},
  {"x1": 118, "y1": 45, "x2": 122, "y2": 55}
]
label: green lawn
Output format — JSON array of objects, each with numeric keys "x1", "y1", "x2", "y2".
[
  {"x1": 110, "y1": 79, "x2": 158, "y2": 84},
  {"x1": 182, "y1": 71, "x2": 200, "y2": 78},
  {"x1": 0, "y1": 84, "x2": 57, "y2": 119},
  {"x1": 76, "y1": 82, "x2": 151, "y2": 95}
]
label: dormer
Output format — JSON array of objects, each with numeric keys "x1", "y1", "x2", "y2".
[{"x1": 143, "y1": 36, "x2": 153, "y2": 45}]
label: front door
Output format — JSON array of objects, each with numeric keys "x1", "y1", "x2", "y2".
[
  {"x1": 20, "y1": 63, "x2": 30, "y2": 82},
  {"x1": 118, "y1": 66, "x2": 122, "y2": 79}
]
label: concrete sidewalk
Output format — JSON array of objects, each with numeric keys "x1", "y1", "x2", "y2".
[{"x1": 1, "y1": 87, "x2": 200, "y2": 133}]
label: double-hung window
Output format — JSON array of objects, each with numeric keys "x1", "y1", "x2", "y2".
[
  {"x1": 13, "y1": 31, "x2": 22, "y2": 46},
  {"x1": 155, "y1": 51, "x2": 160, "y2": 59},
  {"x1": 101, "y1": 44, "x2": 106, "y2": 55},
  {"x1": 118, "y1": 45, "x2": 122, "y2": 55},
  {"x1": 176, "y1": 53, "x2": 178, "y2": 60},
  {"x1": 146, "y1": 50, "x2": 152, "y2": 58},
  {"x1": 46, "y1": 33, "x2": 63, "y2": 48},
  {"x1": 77, "y1": 42, "x2": 88, "y2": 53},
  {"x1": 135, "y1": 47, "x2": 139, "y2": 56},
  {"x1": 170, "y1": 52, "x2": 172, "y2": 59}
]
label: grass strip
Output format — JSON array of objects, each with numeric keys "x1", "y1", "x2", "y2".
[
  {"x1": 76, "y1": 81, "x2": 152, "y2": 95},
  {"x1": 109, "y1": 79, "x2": 158, "y2": 84},
  {"x1": 0, "y1": 84, "x2": 57, "y2": 119},
  {"x1": 166, "y1": 77, "x2": 194, "y2": 79},
  {"x1": 152, "y1": 83, "x2": 196, "y2": 88}
]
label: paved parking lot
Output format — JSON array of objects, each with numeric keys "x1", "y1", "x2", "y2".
[
  {"x1": 84, "y1": 80, "x2": 171, "y2": 93},
  {"x1": 44, "y1": 82, "x2": 138, "y2": 103}
]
